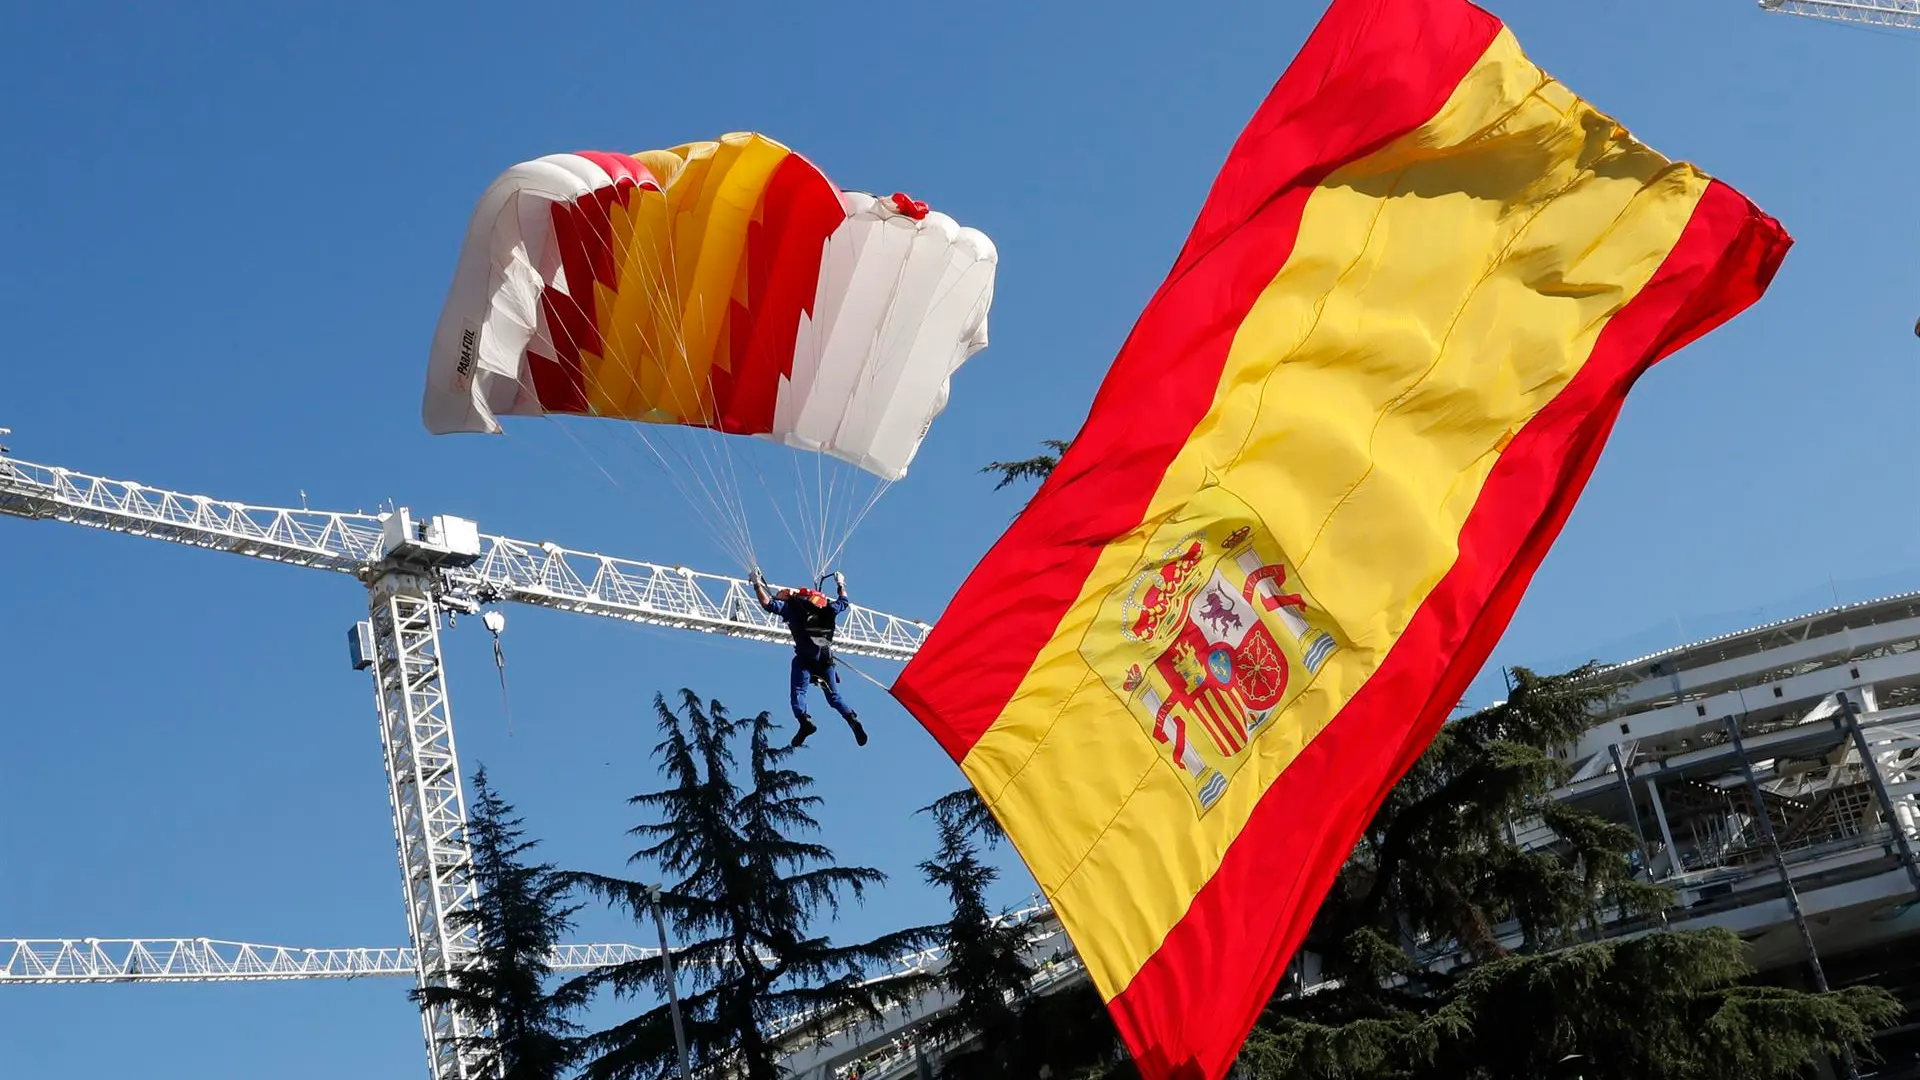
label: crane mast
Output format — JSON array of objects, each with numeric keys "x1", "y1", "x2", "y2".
[
  {"x1": 363, "y1": 565, "x2": 486, "y2": 1079},
  {"x1": 0, "y1": 444, "x2": 929, "y2": 1080},
  {"x1": 1759, "y1": 0, "x2": 1920, "y2": 29}
]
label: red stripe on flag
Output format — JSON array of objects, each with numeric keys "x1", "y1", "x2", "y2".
[
  {"x1": 1191, "y1": 701, "x2": 1235, "y2": 759},
  {"x1": 1105, "y1": 178, "x2": 1790, "y2": 1080},
  {"x1": 1198, "y1": 692, "x2": 1245, "y2": 755},
  {"x1": 1214, "y1": 690, "x2": 1249, "y2": 748},
  {"x1": 891, "y1": 0, "x2": 1505, "y2": 763}
]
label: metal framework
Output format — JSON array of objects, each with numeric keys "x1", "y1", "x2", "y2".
[
  {"x1": 0, "y1": 446, "x2": 932, "y2": 1080},
  {"x1": 1759, "y1": 0, "x2": 1920, "y2": 30},
  {"x1": 0, "y1": 939, "x2": 658, "y2": 985},
  {"x1": 367, "y1": 580, "x2": 486, "y2": 1079},
  {"x1": 0, "y1": 454, "x2": 929, "y2": 659}
]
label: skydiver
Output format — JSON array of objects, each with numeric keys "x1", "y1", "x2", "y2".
[{"x1": 750, "y1": 569, "x2": 866, "y2": 749}]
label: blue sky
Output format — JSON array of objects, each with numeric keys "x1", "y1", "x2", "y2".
[{"x1": 1, "y1": 1, "x2": 1915, "y2": 1076}]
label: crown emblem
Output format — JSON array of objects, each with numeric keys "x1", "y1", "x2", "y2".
[{"x1": 1127, "y1": 541, "x2": 1208, "y2": 640}]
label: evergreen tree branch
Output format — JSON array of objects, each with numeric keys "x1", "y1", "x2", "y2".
[
  {"x1": 417, "y1": 768, "x2": 585, "y2": 1080},
  {"x1": 982, "y1": 439, "x2": 1070, "y2": 490},
  {"x1": 921, "y1": 786, "x2": 1008, "y2": 850}
]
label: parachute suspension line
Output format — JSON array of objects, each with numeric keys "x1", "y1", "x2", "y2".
[
  {"x1": 789, "y1": 446, "x2": 825, "y2": 580},
  {"x1": 611, "y1": 210, "x2": 740, "y2": 547},
  {"x1": 818, "y1": 476, "x2": 893, "y2": 579},
  {"x1": 823, "y1": 453, "x2": 866, "y2": 577},
  {"x1": 623, "y1": 422, "x2": 759, "y2": 571},
  {"x1": 553, "y1": 411, "x2": 757, "y2": 573},
  {"x1": 635, "y1": 211, "x2": 764, "y2": 572},
  {"x1": 535, "y1": 189, "x2": 762, "y2": 572},
  {"x1": 816, "y1": 455, "x2": 866, "y2": 579},
  {"x1": 814, "y1": 447, "x2": 831, "y2": 580},
  {"x1": 717, "y1": 440, "x2": 760, "y2": 573},
  {"x1": 634, "y1": 414, "x2": 757, "y2": 571},
  {"x1": 519, "y1": 235, "x2": 756, "y2": 571},
  {"x1": 510, "y1": 303, "x2": 754, "y2": 572},
  {"x1": 834, "y1": 654, "x2": 895, "y2": 694},
  {"x1": 690, "y1": 290, "x2": 765, "y2": 572},
  {"x1": 745, "y1": 455, "x2": 812, "y2": 576},
  {"x1": 809, "y1": 451, "x2": 865, "y2": 580},
  {"x1": 489, "y1": 328, "x2": 757, "y2": 573},
  {"x1": 818, "y1": 492, "x2": 835, "y2": 575},
  {"x1": 787, "y1": 445, "x2": 817, "y2": 580}
]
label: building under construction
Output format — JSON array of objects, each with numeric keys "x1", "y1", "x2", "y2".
[{"x1": 1536, "y1": 591, "x2": 1920, "y2": 1078}]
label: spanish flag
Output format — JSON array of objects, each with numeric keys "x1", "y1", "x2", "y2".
[{"x1": 892, "y1": 0, "x2": 1790, "y2": 1075}]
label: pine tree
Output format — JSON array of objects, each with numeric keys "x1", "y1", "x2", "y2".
[
  {"x1": 566, "y1": 690, "x2": 938, "y2": 1080},
  {"x1": 981, "y1": 439, "x2": 1070, "y2": 491},
  {"x1": 412, "y1": 767, "x2": 585, "y2": 1080},
  {"x1": 922, "y1": 788, "x2": 1007, "y2": 850},
  {"x1": 1237, "y1": 666, "x2": 1900, "y2": 1080},
  {"x1": 911, "y1": 796, "x2": 1034, "y2": 1076}
]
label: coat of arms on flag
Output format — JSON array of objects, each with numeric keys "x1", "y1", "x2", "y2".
[{"x1": 1081, "y1": 486, "x2": 1343, "y2": 814}]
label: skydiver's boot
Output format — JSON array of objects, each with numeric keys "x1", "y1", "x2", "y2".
[
  {"x1": 791, "y1": 714, "x2": 818, "y2": 748},
  {"x1": 842, "y1": 712, "x2": 867, "y2": 747}
]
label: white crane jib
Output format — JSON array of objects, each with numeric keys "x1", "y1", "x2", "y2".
[
  {"x1": 0, "y1": 939, "x2": 663, "y2": 985},
  {"x1": 0, "y1": 445, "x2": 930, "y2": 1080},
  {"x1": 1758, "y1": 0, "x2": 1920, "y2": 30}
]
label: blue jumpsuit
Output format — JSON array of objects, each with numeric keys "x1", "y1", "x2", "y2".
[{"x1": 763, "y1": 592, "x2": 857, "y2": 724}]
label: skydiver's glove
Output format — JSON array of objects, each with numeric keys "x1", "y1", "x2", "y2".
[{"x1": 834, "y1": 571, "x2": 846, "y2": 590}]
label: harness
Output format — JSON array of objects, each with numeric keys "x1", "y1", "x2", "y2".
[{"x1": 776, "y1": 589, "x2": 838, "y2": 662}]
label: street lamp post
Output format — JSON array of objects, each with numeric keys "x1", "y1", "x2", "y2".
[
  {"x1": 647, "y1": 884, "x2": 694, "y2": 1080},
  {"x1": 1722, "y1": 715, "x2": 1860, "y2": 1080}
]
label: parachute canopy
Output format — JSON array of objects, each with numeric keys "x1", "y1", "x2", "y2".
[{"x1": 424, "y1": 133, "x2": 997, "y2": 482}]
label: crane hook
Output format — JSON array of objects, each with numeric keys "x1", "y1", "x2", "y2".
[{"x1": 482, "y1": 610, "x2": 513, "y2": 737}]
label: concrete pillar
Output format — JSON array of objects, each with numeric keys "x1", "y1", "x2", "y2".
[
  {"x1": 1647, "y1": 776, "x2": 1681, "y2": 879},
  {"x1": 1610, "y1": 744, "x2": 1653, "y2": 876}
]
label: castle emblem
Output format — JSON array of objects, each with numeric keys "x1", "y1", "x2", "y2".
[{"x1": 1082, "y1": 489, "x2": 1342, "y2": 814}]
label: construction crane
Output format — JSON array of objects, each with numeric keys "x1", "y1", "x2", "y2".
[
  {"x1": 0, "y1": 435, "x2": 930, "y2": 1080},
  {"x1": 1756, "y1": 0, "x2": 1920, "y2": 334},
  {"x1": 1759, "y1": 0, "x2": 1920, "y2": 30},
  {"x1": 0, "y1": 939, "x2": 659, "y2": 985}
]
